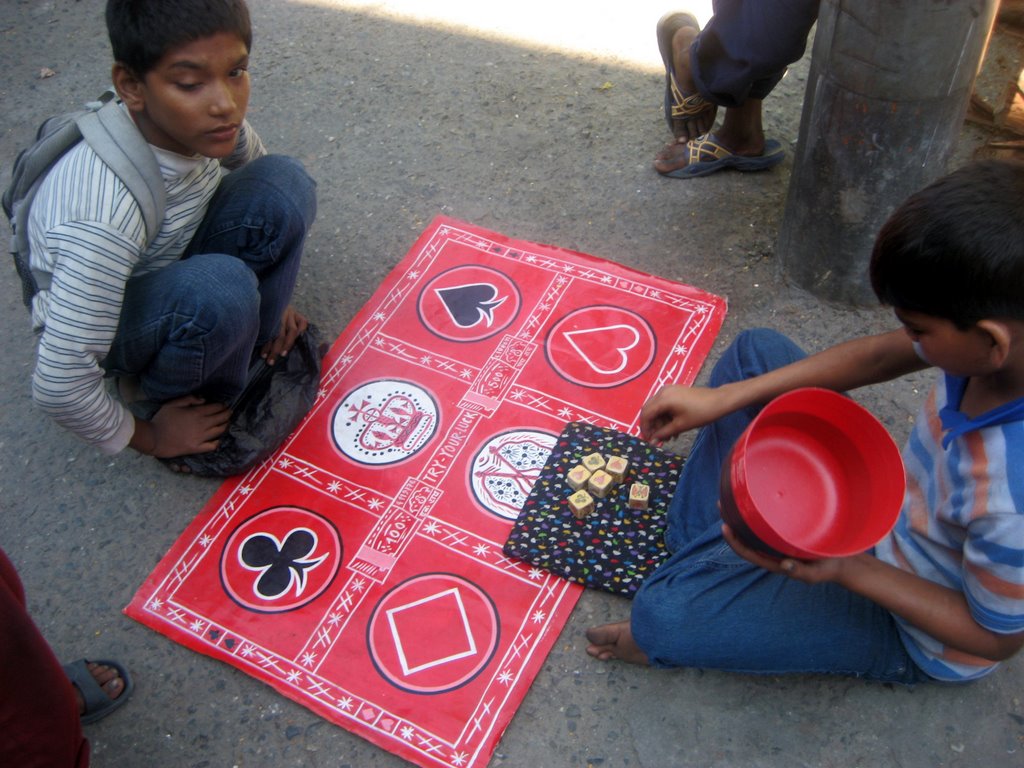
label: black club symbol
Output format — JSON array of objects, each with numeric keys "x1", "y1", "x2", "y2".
[{"x1": 239, "y1": 528, "x2": 326, "y2": 600}]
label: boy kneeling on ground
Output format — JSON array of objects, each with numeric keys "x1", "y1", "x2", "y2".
[
  {"x1": 24, "y1": 0, "x2": 316, "y2": 467},
  {"x1": 588, "y1": 159, "x2": 1024, "y2": 684}
]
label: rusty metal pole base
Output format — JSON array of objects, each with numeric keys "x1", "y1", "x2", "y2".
[{"x1": 777, "y1": 0, "x2": 998, "y2": 306}]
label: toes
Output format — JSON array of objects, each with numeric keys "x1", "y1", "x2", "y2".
[
  {"x1": 654, "y1": 141, "x2": 691, "y2": 172},
  {"x1": 584, "y1": 627, "x2": 606, "y2": 644},
  {"x1": 585, "y1": 644, "x2": 617, "y2": 661},
  {"x1": 88, "y1": 662, "x2": 115, "y2": 683},
  {"x1": 87, "y1": 662, "x2": 125, "y2": 700},
  {"x1": 654, "y1": 138, "x2": 688, "y2": 165},
  {"x1": 584, "y1": 622, "x2": 620, "y2": 645},
  {"x1": 103, "y1": 677, "x2": 124, "y2": 698},
  {"x1": 670, "y1": 110, "x2": 718, "y2": 146}
]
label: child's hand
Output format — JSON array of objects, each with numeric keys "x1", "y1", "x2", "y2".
[
  {"x1": 261, "y1": 306, "x2": 309, "y2": 365},
  {"x1": 639, "y1": 385, "x2": 729, "y2": 444},
  {"x1": 144, "y1": 396, "x2": 231, "y2": 457},
  {"x1": 721, "y1": 523, "x2": 846, "y2": 584}
]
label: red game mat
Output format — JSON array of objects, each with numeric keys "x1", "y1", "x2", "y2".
[{"x1": 125, "y1": 217, "x2": 726, "y2": 768}]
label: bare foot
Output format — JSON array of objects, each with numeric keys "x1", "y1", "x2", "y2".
[
  {"x1": 585, "y1": 621, "x2": 650, "y2": 665},
  {"x1": 74, "y1": 662, "x2": 126, "y2": 716},
  {"x1": 654, "y1": 136, "x2": 694, "y2": 174},
  {"x1": 653, "y1": 132, "x2": 770, "y2": 176},
  {"x1": 655, "y1": 97, "x2": 769, "y2": 176}
]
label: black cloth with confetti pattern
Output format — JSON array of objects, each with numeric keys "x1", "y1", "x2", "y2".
[{"x1": 502, "y1": 421, "x2": 684, "y2": 597}]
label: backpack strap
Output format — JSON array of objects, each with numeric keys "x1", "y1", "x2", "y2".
[
  {"x1": 4, "y1": 116, "x2": 89, "y2": 307},
  {"x1": 5, "y1": 93, "x2": 167, "y2": 309},
  {"x1": 76, "y1": 100, "x2": 166, "y2": 242}
]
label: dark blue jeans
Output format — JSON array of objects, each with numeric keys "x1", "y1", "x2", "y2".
[
  {"x1": 102, "y1": 155, "x2": 316, "y2": 404},
  {"x1": 691, "y1": 0, "x2": 820, "y2": 107},
  {"x1": 631, "y1": 329, "x2": 927, "y2": 683}
]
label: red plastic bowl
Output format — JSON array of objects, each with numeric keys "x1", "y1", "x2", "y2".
[{"x1": 719, "y1": 388, "x2": 905, "y2": 560}]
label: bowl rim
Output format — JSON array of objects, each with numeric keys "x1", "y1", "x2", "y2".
[{"x1": 725, "y1": 387, "x2": 905, "y2": 559}]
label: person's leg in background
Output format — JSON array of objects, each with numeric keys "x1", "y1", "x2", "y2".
[
  {"x1": 655, "y1": 0, "x2": 820, "y2": 177},
  {"x1": 0, "y1": 547, "x2": 90, "y2": 767}
]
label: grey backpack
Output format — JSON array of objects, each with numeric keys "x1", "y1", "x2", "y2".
[{"x1": 2, "y1": 89, "x2": 165, "y2": 307}]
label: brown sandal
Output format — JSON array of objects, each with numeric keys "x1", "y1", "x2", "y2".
[{"x1": 656, "y1": 12, "x2": 715, "y2": 134}]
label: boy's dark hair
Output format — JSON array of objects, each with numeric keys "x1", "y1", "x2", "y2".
[
  {"x1": 106, "y1": 0, "x2": 252, "y2": 75},
  {"x1": 870, "y1": 159, "x2": 1024, "y2": 328}
]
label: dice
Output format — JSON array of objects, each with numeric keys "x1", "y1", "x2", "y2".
[
  {"x1": 566, "y1": 464, "x2": 592, "y2": 491},
  {"x1": 568, "y1": 489, "x2": 595, "y2": 519},
  {"x1": 581, "y1": 452, "x2": 606, "y2": 473},
  {"x1": 587, "y1": 469, "x2": 614, "y2": 499},
  {"x1": 605, "y1": 455, "x2": 629, "y2": 483},
  {"x1": 627, "y1": 482, "x2": 650, "y2": 510}
]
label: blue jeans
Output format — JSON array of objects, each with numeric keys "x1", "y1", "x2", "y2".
[
  {"x1": 102, "y1": 155, "x2": 316, "y2": 404},
  {"x1": 631, "y1": 329, "x2": 927, "y2": 684},
  {"x1": 692, "y1": 0, "x2": 820, "y2": 107}
]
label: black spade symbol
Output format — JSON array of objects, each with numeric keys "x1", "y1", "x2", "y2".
[
  {"x1": 436, "y1": 283, "x2": 507, "y2": 328},
  {"x1": 241, "y1": 530, "x2": 321, "y2": 599}
]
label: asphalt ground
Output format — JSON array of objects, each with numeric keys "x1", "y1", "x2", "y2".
[{"x1": 1, "y1": 1, "x2": 1022, "y2": 766}]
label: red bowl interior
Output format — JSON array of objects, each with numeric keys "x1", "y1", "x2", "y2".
[{"x1": 720, "y1": 388, "x2": 905, "y2": 559}]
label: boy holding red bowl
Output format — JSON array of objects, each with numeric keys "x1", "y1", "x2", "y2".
[{"x1": 587, "y1": 160, "x2": 1024, "y2": 683}]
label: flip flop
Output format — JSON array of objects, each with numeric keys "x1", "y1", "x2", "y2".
[
  {"x1": 63, "y1": 658, "x2": 134, "y2": 726},
  {"x1": 660, "y1": 134, "x2": 785, "y2": 179},
  {"x1": 656, "y1": 12, "x2": 714, "y2": 134}
]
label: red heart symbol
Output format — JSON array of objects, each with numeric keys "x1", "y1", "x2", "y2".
[{"x1": 563, "y1": 324, "x2": 640, "y2": 375}]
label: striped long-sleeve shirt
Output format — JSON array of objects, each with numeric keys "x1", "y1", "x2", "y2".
[
  {"x1": 26, "y1": 109, "x2": 265, "y2": 454},
  {"x1": 875, "y1": 372, "x2": 1024, "y2": 681}
]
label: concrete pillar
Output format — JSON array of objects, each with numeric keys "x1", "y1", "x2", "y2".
[{"x1": 777, "y1": 0, "x2": 998, "y2": 306}]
